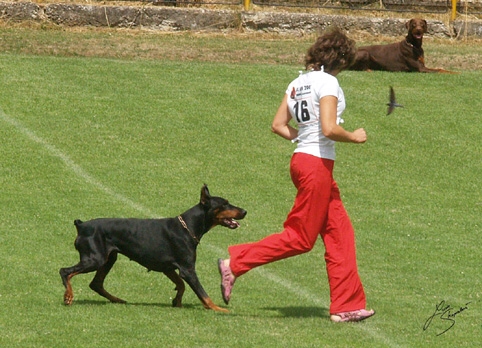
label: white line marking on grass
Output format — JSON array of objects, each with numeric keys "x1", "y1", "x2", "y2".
[
  {"x1": 0, "y1": 108, "x2": 156, "y2": 217},
  {"x1": 1, "y1": 109, "x2": 400, "y2": 347}
]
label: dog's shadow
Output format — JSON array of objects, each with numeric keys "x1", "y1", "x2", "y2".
[
  {"x1": 73, "y1": 300, "x2": 197, "y2": 310},
  {"x1": 263, "y1": 306, "x2": 330, "y2": 319}
]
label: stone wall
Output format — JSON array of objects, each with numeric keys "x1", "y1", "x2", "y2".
[{"x1": 1, "y1": 1, "x2": 481, "y2": 37}]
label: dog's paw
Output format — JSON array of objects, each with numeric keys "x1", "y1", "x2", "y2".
[
  {"x1": 63, "y1": 293, "x2": 73, "y2": 306},
  {"x1": 109, "y1": 297, "x2": 127, "y2": 304},
  {"x1": 212, "y1": 305, "x2": 229, "y2": 313},
  {"x1": 171, "y1": 298, "x2": 183, "y2": 308}
]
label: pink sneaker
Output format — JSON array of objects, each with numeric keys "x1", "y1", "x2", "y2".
[
  {"x1": 330, "y1": 309, "x2": 375, "y2": 322},
  {"x1": 218, "y1": 259, "x2": 235, "y2": 305}
]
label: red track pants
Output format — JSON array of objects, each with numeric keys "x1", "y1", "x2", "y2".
[{"x1": 228, "y1": 152, "x2": 367, "y2": 314}]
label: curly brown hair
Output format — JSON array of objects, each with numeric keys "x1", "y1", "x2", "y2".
[{"x1": 305, "y1": 28, "x2": 356, "y2": 74}]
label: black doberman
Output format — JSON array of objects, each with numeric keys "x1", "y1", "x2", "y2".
[{"x1": 59, "y1": 184, "x2": 246, "y2": 313}]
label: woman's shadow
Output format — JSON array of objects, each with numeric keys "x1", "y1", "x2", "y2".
[{"x1": 263, "y1": 306, "x2": 330, "y2": 319}]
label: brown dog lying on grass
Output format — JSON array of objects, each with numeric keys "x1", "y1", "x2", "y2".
[{"x1": 349, "y1": 18, "x2": 456, "y2": 73}]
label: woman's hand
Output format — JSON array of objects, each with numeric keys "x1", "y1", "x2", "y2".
[{"x1": 351, "y1": 128, "x2": 367, "y2": 143}]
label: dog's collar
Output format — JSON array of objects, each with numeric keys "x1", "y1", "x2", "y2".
[
  {"x1": 178, "y1": 216, "x2": 200, "y2": 245},
  {"x1": 405, "y1": 37, "x2": 422, "y2": 49}
]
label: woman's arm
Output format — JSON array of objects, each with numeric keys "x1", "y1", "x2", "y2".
[
  {"x1": 271, "y1": 94, "x2": 298, "y2": 141},
  {"x1": 320, "y1": 96, "x2": 367, "y2": 143}
]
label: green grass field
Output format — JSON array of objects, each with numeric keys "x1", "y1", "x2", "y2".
[{"x1": 0, "y1": 28, "x2": 480, "y2": 347}]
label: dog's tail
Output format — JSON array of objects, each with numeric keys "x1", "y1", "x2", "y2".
[{"x1": 74, "y1": 219, "x2": 83, "y2": 226}]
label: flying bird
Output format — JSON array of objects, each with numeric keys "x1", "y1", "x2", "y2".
[{"x1": 387, "y1": 86, "x2": 403, "y2": 115}]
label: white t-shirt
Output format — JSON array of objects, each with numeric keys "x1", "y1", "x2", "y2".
[{"x1": 286, "y1": 70, "x2": 345, "y2": 160}]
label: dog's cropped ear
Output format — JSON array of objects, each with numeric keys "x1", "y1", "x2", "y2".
[{"x1": 200, "y1": 184, "x2": 211, "y2": 205}]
